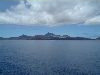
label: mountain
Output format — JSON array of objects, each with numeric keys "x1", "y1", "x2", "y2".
[
  {"x1": 0, "y1": 32, "x2": 96, "y2": 40},
  {"x1": 0, "y1": 37, "x2": 4, "y2": 40},
  {"x1": 96, "y1": 37, "x2": 100, "y2": 40}
]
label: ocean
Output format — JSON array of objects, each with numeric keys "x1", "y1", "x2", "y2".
[{"x1": 0, "y1": 40, "x2": 100, "y2": 75}]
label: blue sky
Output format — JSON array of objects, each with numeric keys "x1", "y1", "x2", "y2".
[
  {"x1": 0, "y1": 0, "x2": 100, "y2": 38},
  {"x1": 0, "y1": 0, "x2": 19, "y2": 11},
  {"x1": 0, "y1": 24, "x2": 100, "y2": 38}
]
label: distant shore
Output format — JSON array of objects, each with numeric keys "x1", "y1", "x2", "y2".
[{"x1": 0, "y1": 32, "x2": 100, "y2": 40}]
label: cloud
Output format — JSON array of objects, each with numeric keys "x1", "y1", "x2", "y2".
[
  {"x1": 85, "y1": 16, "x2": 100, "y2": 25},
  {"x1": 0, "y1": 0, "x2": 100, "y2": 26}
]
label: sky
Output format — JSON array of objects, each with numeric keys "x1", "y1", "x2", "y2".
[{"x1": 0, "y1": 0, "x2": 100, "y2": 38}]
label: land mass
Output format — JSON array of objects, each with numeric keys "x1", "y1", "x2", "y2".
[{"x1": 0, "y1": 32, "x2": 99, "y2": 40}]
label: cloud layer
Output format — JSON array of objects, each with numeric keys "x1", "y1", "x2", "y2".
[{"x1": 0, "y1": 0, "x2": 100, "y2": 26}]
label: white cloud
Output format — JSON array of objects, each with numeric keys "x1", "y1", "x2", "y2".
[
  {"x1": 0, "y1": 0, "x2": 100, "y2": 26},
  {"x1": 85, "y1": 16, "x2": 100, "y2": 25}
]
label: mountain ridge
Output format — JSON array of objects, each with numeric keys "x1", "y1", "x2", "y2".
[{"x1": 0, "y1": 32, "x2": 99, "y2": 40}]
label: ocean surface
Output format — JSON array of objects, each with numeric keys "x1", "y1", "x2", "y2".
[{"x1": 0, "y1": 40, "x2": 100, "y2": 75}]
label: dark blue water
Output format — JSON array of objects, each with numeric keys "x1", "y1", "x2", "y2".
[{"x1": 0, "y1": 40, "x2": 100, "y2": 75}]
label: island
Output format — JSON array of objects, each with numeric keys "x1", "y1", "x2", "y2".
[{"x1": 0, "y1": 32, "x2": 98, "y2": 40}]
